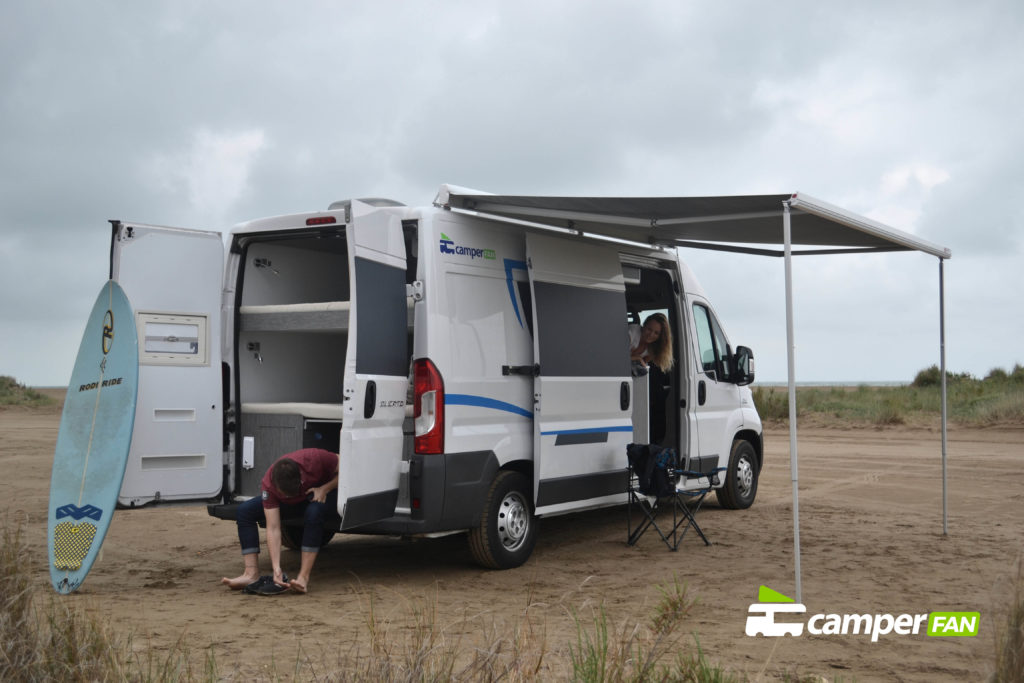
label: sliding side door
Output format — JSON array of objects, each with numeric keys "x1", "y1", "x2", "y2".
[{"x1": 527, "y1": 233, "x2": 632, "y2": 516}]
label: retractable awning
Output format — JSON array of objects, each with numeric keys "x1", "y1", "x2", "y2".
[
  {"x1": 435, "y1": 184, "x2": 952, "y2": 604},
  {"x1": 435, "y1": 185, "x2": 950, "y2": 258}
]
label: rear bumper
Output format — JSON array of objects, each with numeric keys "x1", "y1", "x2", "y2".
[{"x1": 206, "y1": 449, "x2": 503, "y2": 534}]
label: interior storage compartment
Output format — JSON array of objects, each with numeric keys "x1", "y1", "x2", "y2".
[
  {"x1": 236, "y1": 233, "x2": 350, "y2": 406},
  {"x1": 233, "y1": 229, "x2": 416, "y2": 501},
  {"x1": 233, "y1": 233, "x2": 351, "y2": 498}
]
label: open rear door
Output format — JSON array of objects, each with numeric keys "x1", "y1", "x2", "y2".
[
  {"x1": 111, "y1": 222, "x2": 224, "y2": 505},
  {"x1": 527, "y1": 233, "x2": 632, "y2": 515},
  {"x1": 337, "y1": 201, "x2": 408, "y2": 529}
]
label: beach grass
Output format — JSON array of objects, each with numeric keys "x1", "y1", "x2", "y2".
[
  {"x1": 993, "y1": 557, "x2": 1024, "y2": 683},
  {"x1": 0, "y1": 376, "x2": 56, "y2": 408},
  {"x1": 752, "y1": 364, "x2": 1024, "y2": 427},
  {"x1": 0, "y1": 513, "x2": 215, "y2": 682}
]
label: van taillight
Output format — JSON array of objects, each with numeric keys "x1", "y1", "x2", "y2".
[{"x1": 413, "y1": 358, "x2": 444, "y2": 454}]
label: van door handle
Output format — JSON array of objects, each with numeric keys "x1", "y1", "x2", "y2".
[
  {"x1": 698, "y1": 380, "x2": 707, "y2": 406},
  {"x1": 620, "y1": 382, "x2": 630, "y2": 411},
  {"x1": 503, "y1": 364, "x2": 540, "y2": 376},
  {"x1": 364, "y1": 381, "x2": 377, "y2": 419}
]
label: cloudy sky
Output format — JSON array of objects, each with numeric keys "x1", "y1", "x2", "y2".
[{"x1": 2, "y1": 0, "x2": 1021, "y2": 386}]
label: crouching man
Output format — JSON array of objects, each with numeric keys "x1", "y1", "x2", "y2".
[{"x1": 220, "y1": 448, "x2": 339, "y2": 594}]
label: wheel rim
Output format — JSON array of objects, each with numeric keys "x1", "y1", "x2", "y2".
[
  {"x1": 497, "y1": 491, "x2": 530, "y2": 552},
  {"x1": 736, "y1": 455, "x2": 754, "y2": 498}
]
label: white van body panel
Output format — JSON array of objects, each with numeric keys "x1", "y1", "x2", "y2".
[
  {"x1": 111, "y1": 223, "x2": 225, "y2": 506},
  {"x1": 429, "y1": 212, "x2": 534, "y2": 463}
]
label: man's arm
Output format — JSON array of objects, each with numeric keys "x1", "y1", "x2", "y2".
[
  {"x1": 309, "y1": 453, "x2": 340, "y2": 503},
  {"x1": 264, "y1": 506, "x2": 286, "y2": 584}
]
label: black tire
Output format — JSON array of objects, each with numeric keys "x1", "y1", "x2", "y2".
[
  {"x1": 716, "y1": 439, "x2": 759, "y2": 510},
  {"x1": 281, "y1": 524, "x2": 336, "y2": 551},
  {"x1": 468, "y1": 470, "x2": 537, "y2": 569}
]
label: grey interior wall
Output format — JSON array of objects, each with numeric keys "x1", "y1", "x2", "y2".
[
  {"x1": 241, "y1": 242, "x2": 349, "y2": 306},
  {"x1": 237, "y1": 331, "x2": 346, "y2": 403}
]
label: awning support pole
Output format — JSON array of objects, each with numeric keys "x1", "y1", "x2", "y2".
[
  {"x1": 784, "y1": 202, "x2": 802, "y2": 602},
  {"x1": 940, "y1": 258, "x2": 948, "y2": 535}
]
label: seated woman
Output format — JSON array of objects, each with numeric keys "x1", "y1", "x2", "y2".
[
  {"x1": 629, "y1": 313, "x2": 674, "y2": 444},
  {"x1": 628, "y1": 312, "x2": 674, "y2": 373}
]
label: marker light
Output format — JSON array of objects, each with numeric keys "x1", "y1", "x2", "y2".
[{"x1": 305, "y1": 216, "x2": 337, "y2": 226}]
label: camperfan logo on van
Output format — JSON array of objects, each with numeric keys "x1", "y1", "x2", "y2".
[
  {"x1": 438, "y1": 233, "x2": 496, "y2": 260},
  {"x1": 745, "y1": 585, "x2": 979, "y2": 642}
]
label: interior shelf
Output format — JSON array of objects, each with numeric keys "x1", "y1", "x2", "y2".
[{"x1": 240, "y1": 301, "x2": 351, "y2": 332}]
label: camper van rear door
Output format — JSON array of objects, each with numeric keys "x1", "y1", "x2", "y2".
[
  {"x1": 526, "y1": 233, "x2": 632, "y2": 516},
  {"x1": 110, "y1": 222, "x2": 225, "y2": 505},
  {"x1": 338, "y1": 201, "x2": 407, "y2": 530}
]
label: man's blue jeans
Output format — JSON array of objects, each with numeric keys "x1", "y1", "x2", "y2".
[{"x1": 236, "y1": 490, "x2": 338, "y2": 555}]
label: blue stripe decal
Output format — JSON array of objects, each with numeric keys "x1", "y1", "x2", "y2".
[
  {"x1": 540, "y1": 426, "x2": 633, "y2": 436},
  {"x1": 446, "y1": 394, "x2": 533, "y2": 419},
  {"x1": 504, "y1": 259, "x2": 528, "y2": 328}
]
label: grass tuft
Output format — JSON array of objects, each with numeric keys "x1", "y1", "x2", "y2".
[
  {"x1": 993, "y1": 557, "x2": 1024, "y2": 683},
  {"x1": 0, "y1": 376, "x2": 55, "y2": 408},
  {"x1": 1, "y1": 511, "x2": 214, "y2": 682}
]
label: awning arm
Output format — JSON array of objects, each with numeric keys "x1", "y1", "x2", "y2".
[
  {"x1": 447, "y1": 206, "x2": 666, "y2": 252},
  {"x1": 668, "y1": 241, "x2": 911, "y2": 257},
  {"x1": 453, "y1": 199, "x2": 786, "y2": 230}
]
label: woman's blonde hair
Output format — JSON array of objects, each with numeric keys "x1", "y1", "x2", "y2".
[{"x1": 644, "y1": 313, "x2": 674, "y2": 373}]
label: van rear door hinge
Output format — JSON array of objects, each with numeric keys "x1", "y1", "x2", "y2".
[{"x1": 406, "y1": 281, "x2": 424, "y2": 301}]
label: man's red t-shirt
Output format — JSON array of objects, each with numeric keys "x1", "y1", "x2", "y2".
[{"x1": 260, "y1": 448, "x2": 338, "y2": 510}]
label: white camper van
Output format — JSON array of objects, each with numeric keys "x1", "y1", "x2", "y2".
[{"x1": 108, "y1": 185, "x2": 762, "y2": 569}]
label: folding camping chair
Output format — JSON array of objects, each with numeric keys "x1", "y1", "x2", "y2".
[{"x1": 626, "y1": 443, "x2": 726, "y2": 551}]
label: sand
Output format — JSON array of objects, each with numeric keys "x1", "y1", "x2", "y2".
[{"x1": 3, "y1": 398, "x2": 1022, "y2": 681}]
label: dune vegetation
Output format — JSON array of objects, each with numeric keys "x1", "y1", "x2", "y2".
[{"x1": 752, "y1": 364, "x2": 1024, "y2": 427}]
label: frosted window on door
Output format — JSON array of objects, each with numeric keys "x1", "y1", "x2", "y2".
[{"x1": 144, "y1": 322, "x2": 200, "y2": 355}]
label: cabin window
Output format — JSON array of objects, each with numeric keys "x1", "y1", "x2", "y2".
[{"x1": 691, "y1": 304, "x2": 731, "y2": 381}]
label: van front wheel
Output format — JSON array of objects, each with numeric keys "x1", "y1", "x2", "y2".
[
  {"x1": 469, "y1": 470, "x2": 537, "y2": 569},
  {"x1": 716, "y1": 439, "x2": 758, "y2": 510}
]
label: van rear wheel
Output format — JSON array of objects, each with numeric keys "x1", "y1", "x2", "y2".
[
  {"x1": 469, "y1": 470, "x2": 537, "y2": 569},
  {"x1": 716, "y1": 439, "x2": 758, "y2": 510}
]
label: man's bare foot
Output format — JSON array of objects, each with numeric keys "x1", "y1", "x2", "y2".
[
  {"x1": 221, "y1": 573, "x2": 259, "y2": 590},
  {"x1": 288, "y1": 577, "x2": 308, "y2": 594}
]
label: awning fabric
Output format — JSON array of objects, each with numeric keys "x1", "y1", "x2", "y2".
[{"x1": 435, "y1": 186, "x2": 951, "y2": 259}]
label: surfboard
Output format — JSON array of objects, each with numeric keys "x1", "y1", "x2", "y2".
[{"x1": 48, "y1": 280, "x2": 139, "y2": 594}]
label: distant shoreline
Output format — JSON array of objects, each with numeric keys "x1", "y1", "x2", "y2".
[{"x1": 758, "y1": 381, "x2": 909, "y2": 387}]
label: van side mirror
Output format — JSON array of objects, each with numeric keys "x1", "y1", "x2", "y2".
[{"x1": 733, "y1": 346, "x2": 755, "y2": 386}]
